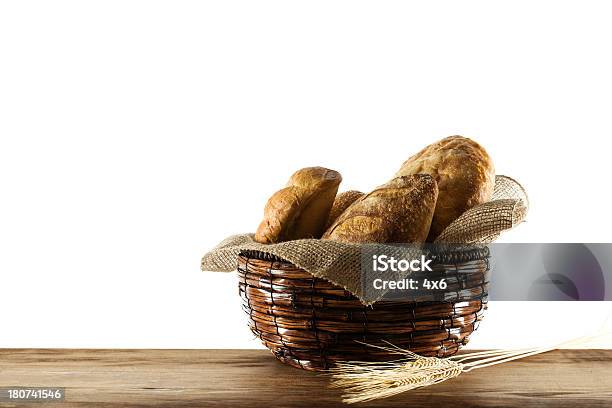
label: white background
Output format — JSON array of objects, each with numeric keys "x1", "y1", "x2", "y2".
[{"x1": 1, "y1": 1, "x2": 611, "y2": 349}]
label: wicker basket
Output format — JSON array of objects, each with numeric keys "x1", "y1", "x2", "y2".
[{"x1": 238, "y1": 247, "x2": 490, "y2": 371}]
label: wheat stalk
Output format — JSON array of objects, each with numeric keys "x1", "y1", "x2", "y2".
[{"x1": 330, "y1": 333, "x2": 611, "y2": 404}]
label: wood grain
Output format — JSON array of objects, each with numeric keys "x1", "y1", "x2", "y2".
[{"x1": 0, "y1": 349, "x2": 610, "y2": 407}]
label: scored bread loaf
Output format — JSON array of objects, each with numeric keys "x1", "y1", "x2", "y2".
[
  {"x1": 394, "y1": 136, "x2": 495, "y2": 241},
  {"x1": 322, "y1": 174, "x2": 438, "y2": 244},
  {"x1": 255, "y1": 167, "x2": 342, "y2": 243},
  {"x1": 325, "y1": 190, "x2": 365, "y2": 229}
]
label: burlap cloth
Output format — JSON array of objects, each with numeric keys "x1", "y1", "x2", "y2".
[{"x1": 201, "y1": 175, "x2": 528, "y2": 304}]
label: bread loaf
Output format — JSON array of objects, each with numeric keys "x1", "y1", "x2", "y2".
[
  {"x1": 325, "y1": 190, "x2": 365, "y2": 229},
  {"x1": 322, "y1": 175, "x2": 438, "y2": 244},
  {"x1": 394, "y1": 136, "x2": 495, "y2": 241},
  {"x1": 255, "y1": 167, "x2": 342, "y2": 243}
]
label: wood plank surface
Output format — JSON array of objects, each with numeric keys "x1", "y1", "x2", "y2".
[{"x1": 0, "y1": 349, "x2": 610, "y2": 407}]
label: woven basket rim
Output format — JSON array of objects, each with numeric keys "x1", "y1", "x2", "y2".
[{"x1": 239, "y1": 244, "x2": 489, "y2": 266}]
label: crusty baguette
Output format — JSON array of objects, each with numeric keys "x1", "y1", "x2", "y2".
[
  {"x1": 255, "y1": 167, "x2": 342, "y2": 243},
  {"x1": 322, "y1": 175, "x2": 438, "y2": 244},
  {"x1": 325, "y1": 190, "x2": 365, "y2": 229},
  {"x1": 394, "y1": 136, "x2": 495, "y2": 241}
]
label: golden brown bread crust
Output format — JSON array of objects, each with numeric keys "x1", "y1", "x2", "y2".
[
  {"x1": 325, "y1": 190, "x2": 365, "y2": 229},
  {"x1": 394, "y1": 136, "x2": 495, "y2": 241},
  {"x1": 322, "y1": 175, "x2": 438, "y2": 244},
  {"x1": 255, "y1": 167, "x2": 342, "y2": 243}
]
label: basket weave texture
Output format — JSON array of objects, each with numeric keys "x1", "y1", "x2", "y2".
[{"x1": 238, "y1": 247, "x2": 489, "y2": 371}]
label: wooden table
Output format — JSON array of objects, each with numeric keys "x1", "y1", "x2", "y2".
[{"x1": 0, "y1": 349, "x2": 610, "y2": 407}]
